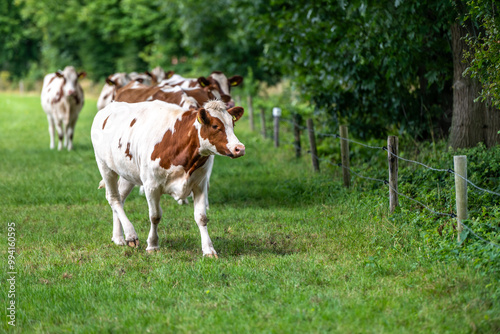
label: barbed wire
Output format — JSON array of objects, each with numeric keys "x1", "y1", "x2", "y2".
[
  {"x1": 279, "y1": 116, "x2": 500, "y2": 197},
  {"x1": 307, "y1": 150, "x2": 500, "y2": 249},
  {"x1": 278, "y1": 116, "x2": 500, "y2": 249}
]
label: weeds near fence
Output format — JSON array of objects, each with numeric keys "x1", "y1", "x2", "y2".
[{"x1": 262, "y1": 112, "x2": 500, "y2": 273}]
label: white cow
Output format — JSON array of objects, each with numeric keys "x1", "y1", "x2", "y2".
[
  {"x1": 91, "y1": 100, "x2": 245, "y2": 256},
  {"x1": 41, "y1": 66, "x2": 85, "y2": 151}
]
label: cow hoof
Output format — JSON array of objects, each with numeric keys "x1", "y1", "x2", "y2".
[
  {"x1": 127, "y1": 239, "x2": 139, "y2": 248},
  {"x1": 112, "y1": 237, "x2": 126, "y2": 246},
  {"x1": 146, "y1": 249, "x2": 159, "y2": 254},
  {"x1": 204, "y1": 254, "x2": 219, "y2": 259}
]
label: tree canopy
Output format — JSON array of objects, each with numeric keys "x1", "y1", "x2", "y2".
[{"x1": 1, "y1": 0, "x2": 498, "y2": 144}]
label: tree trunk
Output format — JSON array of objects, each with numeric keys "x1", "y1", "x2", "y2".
[
  {"x1": 449, "y1": 23, "x2": 485, "y2": 148},
  {"x1": 484, "y1": 101, "x2": 500, "y2": 147},
  {"x1": 449, "y1": 23, "x2": 500, "y2": 148}
]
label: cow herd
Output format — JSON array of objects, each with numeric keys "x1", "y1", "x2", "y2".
[{"x1": 41, "y1": 66, "x2": 245, "y2": 257}]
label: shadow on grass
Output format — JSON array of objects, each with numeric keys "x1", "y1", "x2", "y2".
[{"x1": 163, "y1": 233, "x2": 299, "y2": 257}]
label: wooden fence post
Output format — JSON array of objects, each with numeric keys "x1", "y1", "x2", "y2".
[
  {"x1": 273, "y1": 107, "x2": 281, "y2": 148},
  {"x1": 454, "y1": 155, "x2": 467, "y2": 242},
  {"x1": 307, "y1": 118, "x2": 320, "y2": 172},
  {"x1": 387, "y1": 136, "x2": 399, "y2": 213},
  {"x1": 339, "y1": 125, "x2": 350, "y2": 188},
  {"x1": 260, "y1": 108, "x2": 267, "y2": 139},
  {"x1": 293, "y1": 114, "x2": 302, "y2": 158},
  {"x1": 247, "y1": 95, "x2": 255, "y2": 132}
]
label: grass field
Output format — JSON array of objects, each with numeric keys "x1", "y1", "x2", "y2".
[{"x1": 1, "y1": 92, "x2": 499, "y2": 333}]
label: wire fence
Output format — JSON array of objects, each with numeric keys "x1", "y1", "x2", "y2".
[{"x1": 277, "y1": 116, "x2": 500, "y2": 250}]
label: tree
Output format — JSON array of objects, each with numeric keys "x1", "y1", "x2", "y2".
[
  {"x1": 463, "y1": 0, "x2": 500, "y2": 108},
  {"x1": 0, "y1": 0, "x2": 40, "y2": 79},
  {"x1": 449, "y1": 0, "x2": 500, "y2": 148},
  {"x1": 248, "y1": 0, "x2": 456, "y2": 140}
]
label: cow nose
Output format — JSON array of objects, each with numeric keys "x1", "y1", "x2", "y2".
[
  {"x1": 226, "y1": 100, "x2": 235, "y2": 108},
  {"x1": 233, "y1": 144, "x2": 245, "y2": 157},
  {"x1": 67, "y1": 89, "x2": 75, "y2": 96}
]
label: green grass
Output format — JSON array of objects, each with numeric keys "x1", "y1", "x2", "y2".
[{"x1": 0, "y1": 92, "x2": 499, "y2": 333}]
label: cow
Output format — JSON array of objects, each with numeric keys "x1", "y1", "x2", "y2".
[
  {"x1": 41, "y1": 66, "x2": 86, "y2": 151},
  {"x1": 147, "y1": 66, "x2": 174, "y2": 85},
  {"x1": 97, "y1": 72, "x2": 131, "y2": 111},
  {"x1": 160, "y1": 71, "x2": 243, "y2": 108},
  {"x1": 91, "y1": 100, "x2": 245, "y2": 256},
  {"x1": 115, "y1": 80, "x2": 223, "y2": 109}
]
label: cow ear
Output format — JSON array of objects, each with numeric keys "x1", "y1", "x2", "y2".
[
  {"x1": 197, "y1": 108, "x2": 211, "y2": 125},
  {"x1": 166, "y1": 71, "x2": 174, "y2": 79},
  {"x1": 78, "y1": 72, "x2": 87, "y2": 79},
  {"x1": 227, "y1": 106, "x2": 244, "y2": 122},
  {"x1": 197, "y1": 77, "x2": 210, "y2": 87},
  {"x1": 55, "y1": 71, "x2": 64, "y2": 78},
  {"x1": 106, "y1": 77, "x2": 116, "y2": 86},
  {"x1": 229, "y1": 75, "x2": 243, "y2": 87},
  {"x1": 145, "y1": 71, "x2": 155, "y2": 81}
]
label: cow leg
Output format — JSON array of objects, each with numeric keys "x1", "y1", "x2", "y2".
[
  {"x1": 144, "y1": 187, "x2": 162, "y2": 252},
  {"x1": 111, "y1": 178, "x2": 135, "y2": 245},
  {"x1": 66, "y1": 117, "x2": 78, "y2": 151},
  {"x1": 96, "y1": 160, "x2": 139, "y2": 247},
  {"x1": 55, "y1": 121, "x2": 64, "y2": 151},
  {"x1": 192, "y1": 182, "x2": 217, "y2": 257},
  {"x1": 46, "y1": 115, "x2": 56, "y2": 149}
]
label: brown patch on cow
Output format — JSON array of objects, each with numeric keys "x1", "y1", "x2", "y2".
[
  {"x1": 102, "y1": 115, "x2": 110, "y2": 129},
  {"x1": 118, "y1": 138, "x2": 122, "y2": 149},
  {"x1": 48, "y1": 76, "x2": 57, "y2": 86},
  {"x1": 125, "y1": 143, "x2": 133, "y2": 160},
  {"x1": 199, "y1": 215, "x2": 209, "y2": 227},
  {"x1": 150, "y1": 111, "x2": 209, "y2": 175},
  {"x1": 115, "y1": 81, "x2": 162, "y2": 103},
  {"x1": 130, "y1": 118, "x2": 137, "y2": 127},
  {"x1": 151, "y1": 90, "x2": 184, "y2": 105}
]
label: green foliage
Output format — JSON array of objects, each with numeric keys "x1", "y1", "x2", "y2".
[
  {"x1": 387, "y1": 141, "x2": 500, "y2": 274},
  {"x1": 463, "y1": 0, "x2": 500, "y2": 108},
  {"x1": 0, "y1": 0, "x2": 40, "y2": 79},
  {"x1": 250, "y1": 0, "x2": 456, "y2": 140}
]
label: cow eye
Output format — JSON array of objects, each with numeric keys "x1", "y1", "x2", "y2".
[{"x1": 212, "y1": 125, "x2": 219, "y2": 130}]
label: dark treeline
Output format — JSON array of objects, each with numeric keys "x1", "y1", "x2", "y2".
[{"x1": 1, "y1": 0, "x2": 498, "y2": 148}]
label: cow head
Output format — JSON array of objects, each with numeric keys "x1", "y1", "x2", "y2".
[
  {"x1": 196, "y1": 100, "x2": 245, "y2": 158},
  {"x1": 105, "y1": 72, "x2": 130, "y2": 88},
  {"x1": 198, "y1": 72, "x2": 243, "y2": 108},
  {"x1": 148, "y1": 67, "x2": 174, "y2": 85},
  {"x1": 129, "y1": 72, "x2": 153, "y2": 86},
  {"x1": 56, "y1": 66, "x2": 85, "y2": 96}
]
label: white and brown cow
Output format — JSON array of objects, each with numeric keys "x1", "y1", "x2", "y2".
[
  {"x1": 41, "y1": 66, "x2": 86, "y2": 151},
  {"x1": 91, "y1": 100, "x2": 245, "y2": 256},
  {"x1": 147, "y1": 66, "x2": 174, "y2": 85},
  {"x1": 97, "y1": 72, "x2": 131, "y2": 111},
  {"x1": 115, "y1": 80, "x2": 223, "y2": 109},
  {"x1": 160, "y1": 71, "x2": 243, "y2": 108}
]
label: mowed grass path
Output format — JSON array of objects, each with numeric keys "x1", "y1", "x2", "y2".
[{"x1": 0, "y1": 92, "x2": 499, "y2": 333}]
